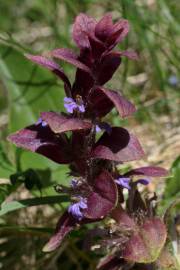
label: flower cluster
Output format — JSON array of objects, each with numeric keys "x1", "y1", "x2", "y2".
[{"x1": 8, "y1": 13, "x2": 168, "y2": 268}]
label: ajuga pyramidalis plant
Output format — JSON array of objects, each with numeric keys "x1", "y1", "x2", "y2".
[{"x1": 8, "y1": 13, "x2": 170, "y2": 269}]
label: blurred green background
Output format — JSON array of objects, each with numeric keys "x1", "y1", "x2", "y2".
[{"x1": 0, "y1": 0, "x2": 179, "y2": 269}]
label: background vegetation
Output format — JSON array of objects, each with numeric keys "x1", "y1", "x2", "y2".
[{"x1": 0, "y1": 0, "x2": 179, "y2": 269}]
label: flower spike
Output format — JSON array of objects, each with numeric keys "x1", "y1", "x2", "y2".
[{"x1": 8, "y1": 13, "x2": 168, "y2": 264}]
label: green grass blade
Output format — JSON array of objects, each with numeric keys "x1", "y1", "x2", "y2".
[{"x1": 0, "y1": 195, "x2": 69, "y2": 216}]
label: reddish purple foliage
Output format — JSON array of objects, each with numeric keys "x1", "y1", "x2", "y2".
[{"x1": 8, "y1": 13, "x2": 168, "y2": 267}]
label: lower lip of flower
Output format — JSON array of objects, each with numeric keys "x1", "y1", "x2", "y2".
[
  {"x1": 64, "y1": 96, "x2": 85, "y2": 114},
  {"x1": 68, "y1": 196, "x2": 87, "y2": 220}
]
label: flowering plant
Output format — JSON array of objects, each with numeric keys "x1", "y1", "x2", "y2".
[{"x1": 8, "y1": 13, "x2": 169, "y2": 269}]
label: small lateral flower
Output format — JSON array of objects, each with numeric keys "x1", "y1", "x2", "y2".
[
  {"x1": 36, "y1": 117, "x2": 47, "y2": 127},
  {"x1": 136, "y1": 178, "x2": 150, "y2": 185},
  {"x1": 115, "y1": 176, "x2": 150, "y2": 189},
  {"x1": 64, "y1": 97, "x2": 85, "y2": 114},
  {"x1": 42, "y1": 170, "x2": 118, "y2": 252},
  {"x1": 68, "y1": 196, "x2": 87, "y2": 220},
  {"x1": 115, "y1": 177, "x2": 131, "y2": 189}
]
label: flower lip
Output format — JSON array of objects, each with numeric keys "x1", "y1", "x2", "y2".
[
  {"x1": 136, "y1": 178, "x2": 150, "y2": 185},
  {"x1": 64, "y1": 97, "x2": 77, "y2": 114},
  {"x1": 64, "y1": 96, "x2": 85, "y2": 114},
  {"x1": 115, "y1": 177, "x2": 131, "y2": 190},
  {"x1": 115, "y1": 177, "x2": 150, "y2": 189},
  {"x1": 68, "y1": 196, "x2": 87, "y2": 221},
  {"x1": 36, "y1": 117, "x2": 48, "y2": 127}
]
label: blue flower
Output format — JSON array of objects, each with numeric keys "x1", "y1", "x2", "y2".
[
  {"x1": 64, "y1": 97, "x2": 85, "y2": 114},
  {"x1": 168, "y1": 75, "x2": 179, "y2": 86},
  {"x1": 68, "y1": 196, "x2": 87, "y2": 220},
  {"x1": 115, "y1": 177, "x2": 150, "y2": 190},
  {"x1": 115, "y1": 177, "x2": 131, "y2": 190},
  {"x1": 36, "y1": 117, "x2": 47, "y2": 127},
  {"x1": 136, "y1": 178, "x2": 150, "y2": 185}
]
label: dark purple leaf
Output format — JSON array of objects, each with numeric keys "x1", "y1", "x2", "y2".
[
  {"x1": 119, "y1": 50, "x2": 139, "y2": 60},
  {"x1": 88, "y1": 88, "x2": 136, "y2": 118},
  {"x1": 88, "y1": 34, "x2": 106, "y2": 59},
  {"x1": 100, "y1": 87, "x2": 135, "y2": 117},
  {"x1": 73, "y1": 13, "x2": 96, "y2": 49},
  {"x1": 43, "y1": 212, "x2": 101, "y2": 252},
  {"x1": 73, "y1": 70, "x2": 94, "y2": 98},
  {"x1": 88, "y1": 87, "x2": 113, "y2": 117},
  {"x1": 123, "y1": 218, "x2": 167, "y2": 263},
  {"x1": 72, "y1": 49, "x2": 94, "y2": 98},
  {"x1": 106, "y1": 19, "x2": 129, "y2": 50},
  {"x1": 25, "y1": 54, "x2": 71, "y2": 91},
  {"x1": 92, "y1": 127, "x2": 144, "y2": 162},
  {"x1": 8, "y1": 124, "x2": 71, "y2": 164},
  {"x1": 125, "y1": 166, "x2": 168, "y2": 177},
  {"x1": 43, "y1": 212, "x2": 77, "y2": 252},
  {"x1": 111, "y1": 207, "x2": 136, "y2": 229},
  {"x1": 40, "y1": 112, "x2": 92, "y2": 133},
  {"x1": 124, "y1": 233, "x2": 148, "y2": 262},
  {"x1": 51, "y1": 48, "x2": 91, "y2": 73},
  {"x1": 95, "y1": 14, "x2": 113, "y2": 42},
  {"x1": 84, "y1": 170, "x2": 118, "y2": 219},
  {"x1": 127, "y1": 189, "x2": 147, "y2": 214},
  {"x1": 95, "y1": 52, "x2": 121, "y2": 85}
]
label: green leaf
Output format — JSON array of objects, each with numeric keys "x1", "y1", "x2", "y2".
[
  {"x1": 0, "y1": 45, "x2": 67, "y2": 131},
  {"x1": 164, "y1": 156, "x2": 180, "y2": 199},
  {"x1": 0, "y1": 224, "x2": 53, "y2": 235},
  {"x1": 0, "y1": 142, "x2": 14, "y2": 178},
  {"x1": 0, "y1": 45, "x2": 69, "y2": 183},
  {"x1": 0, "y1": 195, "x2": 69, "y2": 216}
]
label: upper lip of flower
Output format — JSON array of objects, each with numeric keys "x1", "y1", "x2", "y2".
[{"x1": 115, "y1": 177, "x2": 131, "y2": 190}]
